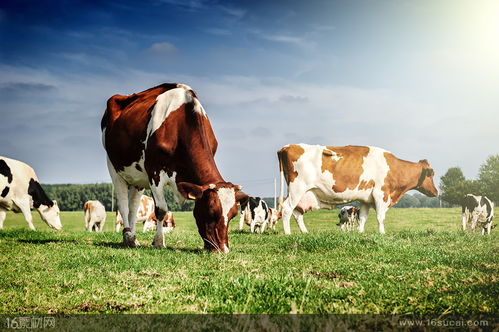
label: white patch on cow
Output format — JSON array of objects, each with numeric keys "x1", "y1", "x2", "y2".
[
  {"x1": 117, "y1": 153, "x2": 149, "y2": 188},
  {"x1": 146, "y1": 87, "x2": 193, "y2": 140},
  {"x1": 145, "y1": 85, "x2": 207, "y2": 145},
  {"x1": 217, "y1": 187, "x2": 235, "y2": 226}
]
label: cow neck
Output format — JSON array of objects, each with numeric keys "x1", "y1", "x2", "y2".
[
  {"x1": 180, "y1": 115, "x2": 224, "y2": 186},
  {"x1": 390, "y1": 157, "x2": 422, "y2": 193}
]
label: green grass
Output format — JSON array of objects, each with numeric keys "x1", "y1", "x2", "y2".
[{"x1": 0, "y1": 208, "x2": 497, "y2": 314}]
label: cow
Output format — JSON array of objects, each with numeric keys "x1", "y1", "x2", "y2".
[
  {"x1": 83, "y1": 200, "x2": 106, "y2": 232},
  {"x1": 239, "y1": 197, "x2": 281, "y2": 233},
  {"x1": 337, "y1": 205, "x2": 359, "y2": 232},
  {"x1": 101, "y1": 83, "x2": 247, "y2": 251},
  {"x1": 0, "y1": 156, "x2": 62, "y2": 230},
  {"x1": 115, "y1": 195, "x2": 175, "y2": 233},
  {"x1": 461, "y1": 194, "x2": 495, "y2": 235},
  {"x1": 277, "y1": 144, "x2": 438, "y2": 234}
]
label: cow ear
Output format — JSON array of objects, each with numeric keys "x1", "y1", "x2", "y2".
[
  {"x1": 235, "y1": 192, "x2": 249, "y2": 206},
  {"x1": 177, "y1": 182, "x2": 204, "y2": 200}
]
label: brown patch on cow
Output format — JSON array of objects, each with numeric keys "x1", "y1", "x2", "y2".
[
  {"x1": 277, "y1": 145, "x2": 305, "y2": 184},
  {"x1": 321, "y1": 146, "x2": 370, "y2": 192},
  {"x1": 381, "y1": 152, "x2": 423, "y2": 206},
  {"x1": 102, "y1": 84, "x2": 179, "y2": 172},
  {"x1": 358, "y1": 179, "x2": 375, "y2": 190}
]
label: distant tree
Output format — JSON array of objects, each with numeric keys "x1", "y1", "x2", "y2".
[
  {"x1": 439, "y1": 167, "x2": 468, "y2": 206},
  {"x1": 394, "y1": 194, "x2": 420, "y2": 208},
  {"x1": 478, "y1": 154, "x2": 499, "y2": 204},
  {"x1": 413, "y1": 193, "x2": 441, "y2": 208},
  {"x1": 42, "y1": 183, "x2": 194, "y2": 211}
]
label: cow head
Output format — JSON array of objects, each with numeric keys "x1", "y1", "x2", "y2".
[
  {"x1": 268, "y1": 208, "x2": 282, "y2": 230},
  {"x1": 38, "y1": 200, "x2": 62, "y2": 230},
  {"x1": 416, "y1": 160, "x2": 438, "y2": 197},
  {"x1": 178, "y1": 182, "x2": 248, "y2": 252}
]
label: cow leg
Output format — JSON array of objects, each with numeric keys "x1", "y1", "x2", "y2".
[
  {"x1": 239, "y1": 210, "x2": 245, "y2": 231},
  {"x1": 126, "y1": 187, "x2": 143, "y2": 245},
  {"x1": 150, "y1": 182, "x2": 168, "y2": 249},
  {"x1": 281, "y1": 190, "x2": 306, "y2": 235},
  {"x1": 357, "y1": 203, "x2": 370, "y2": 233},
  {"x1": 87, "y1": 219, "x2": 96, "y2": 232},
  {"x1": 0, "y1": 208, "x2": 6, "y2": 229},
  {"x1": 98, "y1": 218, "x2": 105, "y2": 232},
  {"x1": 115, "y1": 221, "x2": 121, "y2": 232},
  {"x1": 373, "y1": 201, "x2": 388, "y2": 234},
  {"x1": 250, "y1": 219, "x2": 256, "y2": 233},
  {"x1": 461, "y1": 214, "x2": 468, "y2": 232},
  {"x1": 14, "y1": 197, "x2": 36, "y2": 230},
  {"x1": 260, "y1": 218, "x2": 268, "y2": 234},
  {"x1": 292, "y1": 210, "x2": 308, "y2": 233},
  {"x1": 470, "y1": 214, "x2": 478, "y2": 232},
  {"x1": 107, "y1": 159, "x2": 134, "y2": 245},
  {"x1": 485, "y1": 222, "x2": 492, "y2": 235}
]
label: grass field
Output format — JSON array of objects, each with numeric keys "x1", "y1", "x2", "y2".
[{"x1": 0, "y1": 208, "x2": 497, "y2": 314}]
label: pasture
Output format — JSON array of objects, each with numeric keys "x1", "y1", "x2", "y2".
[{"x1": 0, "y1": 208, "x2": 497, "y2": 315}]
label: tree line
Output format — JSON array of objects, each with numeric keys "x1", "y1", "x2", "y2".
[
  {"x1": 41, "y1": 183, "x2": 194, "y2": 212},
  {"x1": 439, "y1": 155, "x2": 499, "y2": 205}
]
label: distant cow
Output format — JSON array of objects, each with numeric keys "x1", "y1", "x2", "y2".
[
  {"x1": 337, "y1": 206, "x2": 359, "y2": 232},
  {"x1": 462, "y1": 194, "x2": 495, "y2": 235},
  {"x1": 0, "y1": 157, "x2": 62, "y2": 231},
  {"x1": 83, "y1": 200, "x2": 106, "y2": 232},
  {"x1": 277, "y1": 144, "x2": 438, "y2": 234},
  {"x1": 239, "y1": 197, "x2": 281, "y2": 233},
  {"x1": 115, "y1": 195, "x2": 175, "y2": 233},
  {"x1": 101, "y1": 83, "x2": 247, "y2": 251}
]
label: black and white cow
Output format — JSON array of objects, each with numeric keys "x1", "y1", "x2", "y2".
[
  {"x1": 337, "y1": 205, "x2": 359, "y2": 232},
  {"x1": 239, "y1": 197, "x2": 280, "y2": 233},
  {"x1": 462, "y1": 194, "x2": 495, "y2": 235},
  {"x1": 0, "y1": 157, "x2": 62, "y2": 230}
]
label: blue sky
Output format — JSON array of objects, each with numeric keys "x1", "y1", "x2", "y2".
[{"x1": 1, "y1": 0, "x2": 498, "y2": 197}]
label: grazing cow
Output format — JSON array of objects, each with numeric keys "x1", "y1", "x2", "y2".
[
  {"x1": 115, "y1": 195, "x2": 175, "y2": 233},
  {"x1": 461, "y1": 194, "x2": 495, "y2": 235},
  {"x1": 0, "y1": 156, "x2": 62, "y2": 230},
  {"x1": 102, "y1": 83, "x2": 247, "y2": 251},
  {"x1": 239, "y1": 197, "x2": 281, "y2": 233},
  {"x1": 83, "y1": 200, "x2": 106, "y2": 232},
  {"x1": 277, "y1": 144, "x2": 438, "y2": 234},
  {"x1": 337, "y1": 205, "x2": 359, "y2": 232}
]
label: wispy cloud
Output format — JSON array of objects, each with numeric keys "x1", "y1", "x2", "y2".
[
  {"x1": 249, "y1": 29, "x2": 316, "y2": 50},
  {"x1": 217, "y1": 5, "x2": 246, "y2": 19}
]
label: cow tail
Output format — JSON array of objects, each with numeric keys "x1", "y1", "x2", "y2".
[
  {"x1": 277, "y1": 150, "x2": 285, "y2": 213},
  {"x1": 83, "y1": 203, "x2": 90, "y2": 224}
]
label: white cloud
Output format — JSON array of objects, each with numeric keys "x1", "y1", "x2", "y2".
[{"x1": 146, "y1": 42, "x2": 179, "y2": 57}]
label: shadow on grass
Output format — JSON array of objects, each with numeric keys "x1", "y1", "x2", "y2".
[
  {"x1": 93, "y1": 241, "x2": 204, "y2": 254},
  {"x1": 16, "y1": 239, "x2": 79, "y2": 245}
]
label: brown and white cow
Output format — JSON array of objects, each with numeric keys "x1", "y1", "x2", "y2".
[
  {"x1": 101, "y1": 83, "x2": 247, "y2": 251},
  {"x1": 0, "y1": 156, "x2": 62, "y2": 231},
  {"x1": 83, "y1": 200, "x2": 106, "y2": 232},
  {"x1": 277, "y1": 144, "x2": 438, "y2": 234},
  {"x1": 115, "y1": 195, "x2": 175, "y2": 233}
]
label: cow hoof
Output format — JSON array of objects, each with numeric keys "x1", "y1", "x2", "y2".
[
  {"x1": 123, "y1": 231, "x2": 137, "y2": 248},
  {"x1": 152, "y1": 235, "x2": 165, "y2": 249}
]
